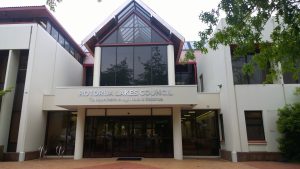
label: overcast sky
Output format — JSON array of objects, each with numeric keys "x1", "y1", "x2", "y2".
[{"x1": 1, "y1": 0, "x2": 220, "y2": 44}]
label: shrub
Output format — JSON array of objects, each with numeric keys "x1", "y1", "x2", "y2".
[{"x1": 277, "y1": 103, "x2": 300, "y2": 162}]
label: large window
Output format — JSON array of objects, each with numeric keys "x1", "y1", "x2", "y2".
[
  {"x1": 45, "y1": 112, "x2": 77, "y2": 155},
  {"x1": 175, "y1": 64, "x2": 196, "y2": 85},
  {"x1": 100, "y1": 46, "x2": 168, "y2": 86},
  {"x1": 231, "y1": 55, "x2": 268, "y2": 84},
  {"x1": 181, "y1": 110, "x2": 220, "y2": 156},
  {"x1": 102, "y1": 14, "x2": 166, "y2": 44},
  {"x1": 245, "y1": 111, "x2": 265, "y2": 141},
  {"x1": 283, "y1": 71, "x2": 300, "y2": 84}
]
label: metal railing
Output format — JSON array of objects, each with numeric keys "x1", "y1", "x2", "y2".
[
  {"x1": 38, "y1": 146, "x2": 47, "y2": 159},
  {"x1": 56, "y1": 145, "x2": 65, "y2": 158}
]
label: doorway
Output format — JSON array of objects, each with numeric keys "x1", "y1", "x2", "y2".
[{"x1": 83, "y1": 115, "x2": 173, "y2": 158}]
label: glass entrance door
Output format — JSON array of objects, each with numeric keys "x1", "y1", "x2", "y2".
[
  {"x1": 113, "y1": 119, "x2": 132, "y2": 156},
  {"x1": 84, "y1": 115, "x2": 173, "y2": 157}
]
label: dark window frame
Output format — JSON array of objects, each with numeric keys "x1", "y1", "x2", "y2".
[
  {"x1": 244, "y1": 110, "x2": 266, "y2": 141},
  {"x1": 219, "y1": 114, "x2": 225, "y2": 141}
]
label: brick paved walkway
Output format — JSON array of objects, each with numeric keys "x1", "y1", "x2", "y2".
[{"x1": 0, "y1": 158, "x2": 299, "y2": 169}]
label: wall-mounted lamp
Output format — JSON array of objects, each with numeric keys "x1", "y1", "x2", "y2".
[{"x1": 218, "y1": 84, "x2": 222, "y2": 89}]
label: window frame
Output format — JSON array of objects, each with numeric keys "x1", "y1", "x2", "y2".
[{"x1": 244, "y1": 110, "x2": 266, "y2": 141}]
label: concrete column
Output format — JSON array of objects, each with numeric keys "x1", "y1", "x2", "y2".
[
  {"x1": 0, "y1": 50, "x2": 19, "y2": 152},
  {"x1": 74, "y1": 108, "x2": 85, "y2": 160},
  {"x1": 167, "y1": 45, "x2": 175, "y2": 85},
  {"x1": 93, "y1": 47, "x2": 101, "y2": 87},
  {"x1": 173, "y1": 107, "x2": 183, "y2": 160}
]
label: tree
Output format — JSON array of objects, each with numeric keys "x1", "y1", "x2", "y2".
[
  {"x1": 46, "y1": 0, "x2": 62, "y2": 11},
  {"x1": 46, "y1": 0, "x2": 101, "y2": 11},
  {"x1": 195, "y1": 0, "x2": 300, "y2": 82}
]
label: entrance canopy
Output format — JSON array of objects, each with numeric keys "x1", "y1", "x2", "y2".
[{"x1": 44, "y1": 85, "x2": 198, "y2": 110}]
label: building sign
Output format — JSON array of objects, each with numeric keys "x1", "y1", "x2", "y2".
[
  {"x1": 79, "y1": 89, "x2": 172, "y2": 97},
  {"x1": 54, "y1": 86, "x2": 197, "y2": 106},
  {"x1": 79, "y1": 89, "x2": 173, "y2": 103}
]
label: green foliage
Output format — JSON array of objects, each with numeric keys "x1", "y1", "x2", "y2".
[
  {"x1": 183, "y1": 49, "x2": 195, "y2": 63},
  {"x1": 46, "y1": 0, "x2": 101, "y2": 11},
  {"x1": 277, "y1": 102, "x2": 300, "y2": 161},
  {"x1": 46, "y1": 0, "x2": 62, "y2": 11},
  {"x1": 0, "y1": 88, "x2": 12, "y2": 97},
  {"x1": 196, "y1": 0, "x2": 300, "y2": 81}
]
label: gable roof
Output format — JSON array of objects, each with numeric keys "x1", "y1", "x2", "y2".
[{"x1": 82, "y1": 0, "x2": 185, "y2": 59}]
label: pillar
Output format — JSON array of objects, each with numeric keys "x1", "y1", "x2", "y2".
[
  {"x1": 167, "y1": 45, "x2": 175, "y2": 85},
  {"x1": 74, "y1": 108, "x2": 85, "y2": 160},
  {"x1": 93, "y1": 47, "x2": 101, "y2": 87},
  {"x1": 0, "y1": 50, "x2": 19, "y2": 152},
  {"x1": 173, "y1": 107, "x2": 183, "y2": 160}
]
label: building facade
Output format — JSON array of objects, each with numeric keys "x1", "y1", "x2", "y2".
[{"x1": 0, "y1": 0, "x2": 299, "y2": 162}]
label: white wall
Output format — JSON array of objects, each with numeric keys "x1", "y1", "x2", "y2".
[
  {"x1": 197, "y1": 17, "x2": 287, "y2": 156},
  {"x1": 197, "y1": 19, "x2": 242, "y2": 153},
  {"x1": 16, "y1": 24, "x2": 83, "y2": 155},
  {"x1": 234, "y1": 84, "x2": 300, "y2": 152},
  {"x1": 0, "y1": 24, "x2": 32, "y2": 50}
]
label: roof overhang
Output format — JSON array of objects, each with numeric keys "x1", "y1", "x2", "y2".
[{"x1": 0, "y1": 6, "x2": 85, "y2": 57}]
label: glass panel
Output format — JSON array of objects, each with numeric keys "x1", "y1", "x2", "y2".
[
  {"x1": 116, "y1": 47, "x2": 134, "y2": 85},
  {"x1": 134, "y1": 27, "x2": 151, "y2": 43},
  {"x1": 64, "y1": 41, "x2": 70, "y2": 52},
  {"x1": 247, "y1": 55, "x2": 266, "y2": 84},
  {"x1": 45, "y1": 112, "x2": 76, "y2": 155},
  {"x1": 103, "y1": 31, "x2": 117, "y2": 44},
  {"x1": 153, "y1": 116, "x2": 173, "y2": 157},
  {"x1": 283, "y1": 72, "x2": 300, "y2": 84},
  {"x1": 113, "y1": 120, "x2": 132, "y2": 156},
  {"x1": 134, "y1": 46, "x2": 151, "y2": 85},
  {"x1": 101, "y1": 46, "x2": 167, "y2": 86},
  {"x1": 58, "y1": 34, "x2": 65, "y2": 47},
  {"x1": 151, "y1": 46, "x2": 168, "y2": 85},
  {"x1": 175, "y1": 64, "x2": 196, "y2": 85},
  {"x1": 50, "y1": 27, "x2": 59, "y2": 40},
  {"x1": 7, "y1": 50, "x2": 29, "y2": 152},
  {"x1": 46, "y1": 21, "x2": 52, "y2": 33},
  {"x1": 0, "y1": 51, "x2": 9, "y2": 90},
  {"x1": 101, "y1": 47, "x2": 116, "y2": 86},
  {"x1": 69, "y1": 47, "x2": 75, "y2": 56},
  {"x1": 85, "y1": 67, "x2": 93, "y2": 86},
  {"x1": 117, "y1": 1, "x2": 135, "y2": 22},
  {"x1": 182, "y1": 110, "x2": 220, "y2": 156},
  {"x1": 0, "y1": 50, "x2": 9, "y2": 130},
  {"x1": 232, "y1": 56, "x2": 248, "y2": 84},
  {"x1": 135, "y1": 4, "x2": 151, "y2": 20},
  {"x1": 118, "y1": 28, "x2": 134, "y2": 43},
  {"x1": 245, "y1": 111, "x2": 265, "y2": 140},
  {"x1": 101, "y1": 13, "x2": 167, "y2": 44},
  {"x1": 151, "y1": 30, "x2": 166, "y2": 43}
]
